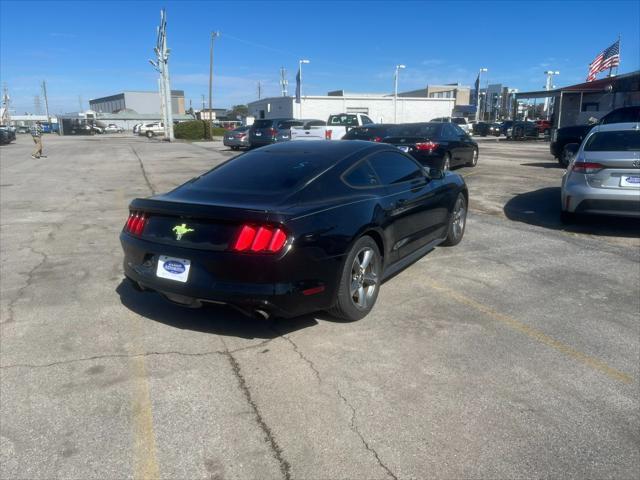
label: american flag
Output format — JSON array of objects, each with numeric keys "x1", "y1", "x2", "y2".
[{"x1": 587, "y1": 40, "x2": 620, "y2": 82}]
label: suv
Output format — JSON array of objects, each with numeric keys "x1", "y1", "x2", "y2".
[
  {"x1": 139, "y1": 122, "x2": 165, "y2": 138},
  {"x1": 431, "y1": 116, "x2": 471, "y2": 134},
  {"x1": 551, "y1": 106, "x2": 640, "y2": 166},
  {"x1": 248, "y1": 118, "x2": 302, "y2": 148}
]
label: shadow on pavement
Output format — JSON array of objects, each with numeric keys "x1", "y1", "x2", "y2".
[
  {"x1": 520, "y1": 162, "x2": 564, "y2": 169},
  {"x1": 504, "y1": 187, "x2": 640, "y2": 238},
  {"x1": 116, "y1": 280, "x2": 319, "y2": 339}
]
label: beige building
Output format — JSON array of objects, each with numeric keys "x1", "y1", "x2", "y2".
[{"x1": 398, "y1": 83, "x2": 471, "y2": 106}]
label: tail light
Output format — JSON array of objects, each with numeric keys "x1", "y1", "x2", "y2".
[
  {"x1": 124, "y1": 211, "x2": 147, "y2": 236},
  {"x1": 232, "y1": 224, "x2": 288, "y2": 253},
  {"x1": 268, "y1": 128, "x2": 278, "y2": 137},
  {"x1": 572, "y1": 162, "x2": 603, "y2": 174},
  {"x1": 373, "y1": 136, "x2": 382, "y2": 142},
  {"x1": 325, "y1": 130, "x2": 333, "y2": 140},
  {"x1": 415, "y1": 141, "x2": 439, "y2": 152}
]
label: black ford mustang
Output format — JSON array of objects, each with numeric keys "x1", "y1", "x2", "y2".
[{"x1": 121, "y1": 141, "x2": 468, "y2": 321}]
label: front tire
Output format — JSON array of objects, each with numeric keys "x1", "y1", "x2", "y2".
[
  {"x1": 329, "y1": 236, "x2": 381, "y2": 321},
  {"x1": 146, "y1": 131, "x2": 153, "y2": 139},
  {"x1": 467, "y1": 148, "x2": 478, "y2": 167},
  {"x1": 442, "y1": 193, "x2": 467, "y2": 246}
]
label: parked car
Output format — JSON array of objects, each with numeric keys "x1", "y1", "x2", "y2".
[
  {"x1": 472, "y1": 122, "x2": 500, "y2": 137},
  {"x1": 120, "y1": 141, "x2": 468, "y2": 321},
  {"x1": 223, "y1": 126, "x2": 251, "y2": 150},
  {"x1": 506, "y1": 121, "x2": 539, "y2": 140},
  {"x1": 430, "y1": 117, "x2": 472, "y2": 134},
  {"x1": 382, "y1": 122, "x2": 478, "y2": 170},
  {"x1": 341, "y1": 124, "x2": 396, "y2": 142},
  {"x1": 0, "y1": 125, "x2": 16, "y2": 143},
  {"x1": 92, "y1": 125, "x2": 104, "y2": 134},
  {"x1": 139, "y1": 122, "x2": 165, "y2": 138},
  {"x1": 560, "y1": 122, "x2": 640, "y2": 222},
  {"x1": 535, "y1": 119, "x2": 552, "y2": 135},
  {"x1": 16, "y1": 125, "x2": 31, "y2": 134},
  {"x1": 104, "y1": 124, "x2": 124, "y2": 133},
  {"x1": 248, "y1": 118, "x2": 303, "y2": 148},
  {"x1": 499, "y1": 120, "x2": 514, "y2": 136},
  {"x1": 293, "y1": 113, "x2": 375, "y2": 142},
  {"x1": 551, "y1": 106, "x2": 640, "y2": 166},
  {"x1": 288, "y1": 119, "x2": 330, "y2": 141}
]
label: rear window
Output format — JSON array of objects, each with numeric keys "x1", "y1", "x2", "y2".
[
  {"x1": 252, "y1": 120, "x2": 274, "y2": 128},
  {"x1": 601, "y1": 107, "x2": 640, "y2": 124},
  {"x1": 387, "y1": 124, "x2": 440, "y2": 137},
  {"x1": 278, "y1": 120, "x2": 304, "y2": 129},
  {"x1": 584, "y1": 131, "x2": 640, "y2": 151},
  {"x1": 190, "y1": 149, "x2": 331, "y2": 193},
  {"x1": 233, "y1": 126, "x2": 250, "y2": 132},
  {"x1": 304, "y1": 120, "x2": 326, "y2": 127},
  {"x1": 452, "y1": 118, "x2": 467, "y2": 125},
  {"x1": 343, "y1": 126, "x2": 391, "y2": 140},
  {"x1": 328, "y1": 114, "x2": 359, "y2": 126}
]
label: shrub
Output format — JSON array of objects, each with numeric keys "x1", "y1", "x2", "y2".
[
  {"x1": 211, "y1": 127, "x2": 228, "y2": 137},
  {"x1": 175, "y1": 121, "x2": 205, "y2": 140}
]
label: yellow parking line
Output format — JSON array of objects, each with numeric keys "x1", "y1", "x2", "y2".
[{"x1": 425, "y1": 279, "x2": 633, "y2": 384}]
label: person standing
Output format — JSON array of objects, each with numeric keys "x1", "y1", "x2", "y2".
[{"x1": 30, "y1": 121, "x2": 44, "y2": 159}]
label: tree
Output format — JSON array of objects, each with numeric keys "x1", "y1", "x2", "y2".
[{"x1": 229, "y1": 104, "x2": 248, "y2": 119}]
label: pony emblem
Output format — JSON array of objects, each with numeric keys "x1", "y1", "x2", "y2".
[{"x1": 172, "y1": 223, "x2": 194, "y2": 240}]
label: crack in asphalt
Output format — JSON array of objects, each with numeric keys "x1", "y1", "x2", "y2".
[
  {"x1": 222, "y1": 341, "x2": 291, "y2": 480},
  {"x1": 274, "y1": 329, "x2": 398, "y2": 480},
  {"x1": 130, "y1": 145, "x2": 156, "y2": 195},
  {"x1": 2, "y1": 245, "x2": 49, "y2": 325},
  {"x1": 337, "y1": 388, "x2": 398, "y2": 480}
]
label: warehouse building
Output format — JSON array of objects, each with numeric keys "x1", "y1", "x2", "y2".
[
  {"x1": 89, "y1": 90, "x2": 185, "y2": 115},
  {"x1": 247, "y1": 92, "x2": 454, "y2": 124}
]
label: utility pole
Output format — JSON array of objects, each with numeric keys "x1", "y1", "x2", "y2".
[
  {"x1": 257, "y1": 81, "x2": 262, "y2": 100},
  {"x1": 41, "y1": 81, "x2": 51, "y2": 126},
  {"x1": 394, "y1": 64, "x2": 406, "y2": 123},
  {"x1": 208, "y1": 31, "x2": 220, "y2": 138},
  {"x1": 298, "y1": 59, "x2": 310, "y2": 118},
  {"x1": 543, "y1": 70, "x2": 559, "y2": 120},
  {"x1": 149, "y1": 9, "x2": 174, "y2": 141},
  {"x1": 280, "y1": 67, "x2": 288, "y2": 97},
  {"x1": 2, "y1": 84, "x2": 10, "y2": 124},
  {"x1": 475, "y1": 68, "x2": 488, "y2": 122},
  {"x1": 201, "y1": 94, "x2": 205, "y2": 112}
]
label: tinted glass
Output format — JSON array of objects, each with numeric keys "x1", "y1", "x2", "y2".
[
  {"x1": 601, "y1": 107, "x2": 640, "y2": 124},
  {"x1": 584, "y1": 131, "x2": 640, "y2": 151},
  {"x1": 387, "y1": 123, "x2": 440, "y2": 137},
  {"x1": 191, "y1": 150, "x2": 332, "y2": 193},
  {"x1": 252, "y1": 120, "x2": 274, "y2": 129},
  {"x1": 305, "y1": 120, "x2": 326, "y2": 127},
  {"x1": 278, "y1": 120, "x2": 304, "y2": 129},
  {"x1": 361, "y1": 115, "x2": 374, "y2": 125},
  {"x1": 451, "y1": 124, "x2": 466, "y2": 136},
  {"x1": 233, "y1": 126, "x2": 250, "y2": 132},
  {"x1": 344, "y1": 160, "x2": 380, "y2": 187},
  {"x1": 343, "y1": 126, "x2": 391, "y2": 140},
  {"x1": 368, "y1": 152, "x2": 423, "y2": 185},
  {"x1": 452, "y1": 118, "x2": 466, "y2": 125},
  {"x1": 328, "y1": 114, "x2": 359, "y2": 126},
  {"x1": 441, "y1": 124, "x2": 459, "y2": 140}
]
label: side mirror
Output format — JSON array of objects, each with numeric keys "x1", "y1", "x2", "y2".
[{"x1": 427, "y1": 167, "x2": 445, "y2": 179}]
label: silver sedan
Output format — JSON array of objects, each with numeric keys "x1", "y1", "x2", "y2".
[
  {"x1": 561, "y1": 122, "x2": 640, "y2": 222},
  {"x1": 223, "y1": 126, "x2": 250, "y2": 150}
]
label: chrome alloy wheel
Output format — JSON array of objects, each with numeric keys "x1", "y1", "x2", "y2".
[
  {"x1": 451, "y1": 195, "x2": 466, "y2": 240},
  {"x1": 350, "y1": 247, "x2": 378, "y2": 309}
]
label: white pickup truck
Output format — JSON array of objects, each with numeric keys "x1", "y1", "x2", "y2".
[{"x1": 290, "y1": 113, "x2": 375, "y2": 141}]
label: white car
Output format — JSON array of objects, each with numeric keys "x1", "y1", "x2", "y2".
[
  {"x1": 104, "y1": 124, "x2": 124, "y2": 133},
  {"x1": 431, "y1": 116, "x2": 472, "y2": 134},
  {"x1": 291, "y1": 113, "x2": 374, "y2": 141},
  {"x1": 560, "y1": 122, "x2": 640, "y2": 222},
  {"x1": 138, "y1": 122, "x2": 165, "y2": 138}
]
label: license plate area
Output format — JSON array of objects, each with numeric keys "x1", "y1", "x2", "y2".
[
  {"x1": 620, "y1": 175, "x2": 640, "y2": 187},
  {"x1": 156, "y1": 255, "x2": 191, "y2": 283}
]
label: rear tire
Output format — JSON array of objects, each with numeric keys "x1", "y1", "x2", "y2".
[
  {"x1": 328, "y1": 236, "x2": 381, "y2": 321},
  {"x1": 146, "y1": 131, "x2": 153, "y2": 139},
  {"x1": 559, "y1": 146, "x2": 572, "y2": 168},
  {"x1": 442, "y1": 193, "x2": 467, "y2": 246},
  {"x1": 443, "y1": 153, "x2": 451, "y2": 171}
]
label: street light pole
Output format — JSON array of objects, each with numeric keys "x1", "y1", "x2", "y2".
[
  {"x1": 475, "y1": 67, "x2": 488, "y2": 122},
  {"x1": 209, "y1": 31, "x2": 220, "y2": 130},
  {"x1": 543, "y1": 70, "x2": 559, "y2": 120},
  {"x1": 394, "y1": 64, "x2": 405, "y2": 123},
  {"x1": 298, "y1": 59, "x2": 310, "y2": 118}
]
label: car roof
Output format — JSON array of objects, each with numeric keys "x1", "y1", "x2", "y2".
[{"x1": 590, "y1": 122, "x2": 640, "y2": 133}]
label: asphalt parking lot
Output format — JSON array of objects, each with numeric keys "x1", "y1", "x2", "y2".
[{"x1": 1, "y1": 134, "x2": 638, "y2": 479}]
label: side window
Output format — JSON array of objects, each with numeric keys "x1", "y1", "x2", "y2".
[
  {"x1": 601, "y1": 108, "x2": 640, "y2": 124},
  {"x1": 451, "y1": 124, "x2": 466, "y2": 136},
  {"x1": 344, "y1": 160, "x2": 380, "y2": 187},
  {"x1": 368, "y1": 152, "x2": 424, "y2": 185},
  {"x1": 361, "y1": 115, "x2": 373, "y2": 125}
]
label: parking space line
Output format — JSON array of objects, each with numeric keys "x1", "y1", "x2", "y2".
[{"x1": 424, "y1": 279, "x2": 634, "y2": 385}]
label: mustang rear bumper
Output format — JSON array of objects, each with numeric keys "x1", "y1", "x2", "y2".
[{"x1": 120, "y1": 233, "x2": 342, "y2": 318}]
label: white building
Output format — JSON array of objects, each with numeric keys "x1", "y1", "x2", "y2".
[{"x1": 247, "y1": 94, "x2": 454, "y2": 123}]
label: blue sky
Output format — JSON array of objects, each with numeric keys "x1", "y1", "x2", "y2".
[{"x1": 1, "y1": 0, "x2": 638, "y2": 114}]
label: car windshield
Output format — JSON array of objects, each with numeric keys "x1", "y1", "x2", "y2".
[
  {"x1": 584, "y1": 131, "x2": 640, "y2": 151},
  {"x1": 191, "y1": 149, "x2": 332, "y2": 193}
]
